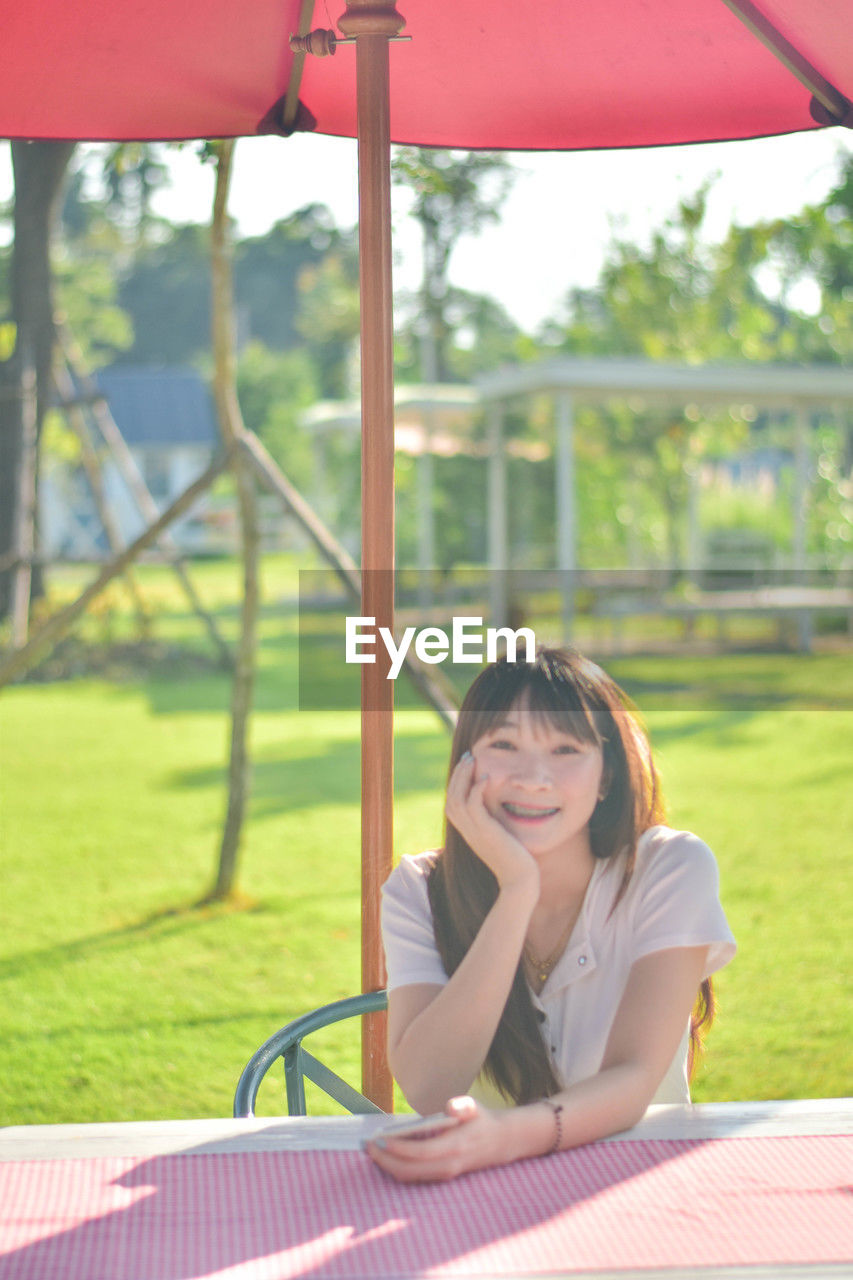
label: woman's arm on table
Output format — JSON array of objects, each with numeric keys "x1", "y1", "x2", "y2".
[
  {"x1": 370, "y1": 943, "x2": 709, "y2": 1183},
  {"x1": 387, "y1": 751, "x2": 541, "y2": 1114},
  {"x1": 388, "y1": 876, "x2": 538, "y2": 1114}
]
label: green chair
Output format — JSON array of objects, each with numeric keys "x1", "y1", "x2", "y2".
[{"x1": 233, "y1": 991, "x2": 389, "y2": 1117}]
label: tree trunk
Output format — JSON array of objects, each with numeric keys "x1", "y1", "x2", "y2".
[
  {"x1": 422, "y1": 222, "x2": 451, "y2": 383},
  {"x1": 0, "y1": 141, "x2": 75, "y2": 622},
  {"x1": 8, "y1": 344, "x2": 38, "y2": 647},
  {"x1": 205, "y1": 140, "x2": 260, "y2": 903}
]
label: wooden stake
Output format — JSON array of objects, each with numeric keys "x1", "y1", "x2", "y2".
[
  {"x1": 237, "y1": 431, "x2": 458, "y2": 730},
  {"x1": 205, "y1": 138, "x2": 261, "y2": 904},
  {"x1": 56, "y1": 326, "x2": 232, "y2": 670},
  {"x1": 0, "y1": 453, "x2": 230, "y2": 688},
  {"x1": 53, "y1": 358, "x2": 150, "y2": 628}
]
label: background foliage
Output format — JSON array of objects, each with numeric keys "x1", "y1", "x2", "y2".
[
  {"x1": 4, "y1": 143, "x2": 851, "y2": 577},
  {"x1": 1, "y1": 557, "x2": 850, "y2": 1123}
]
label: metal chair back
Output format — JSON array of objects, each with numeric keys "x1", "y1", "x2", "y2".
[{"x1": 233, "y1": 991, "x2": 389, "y2": 1117}]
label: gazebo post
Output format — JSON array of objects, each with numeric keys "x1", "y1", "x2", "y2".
[
  {"x1": 338, "y1": 0, "x2": 405, "y2": 1113},
  {"x1": 418, "y1": 331, "x2": 439, "y2": 610},
  {"x1": 487, "y1": 400, "x2": 508, "y2": 628},
  {"x1": 792, "y1": 406, "x2": 811, "y2": 650},
  {"x1": 686, "y1": 461, "x2": 703, "y2": 588},
  {"x1": 416, "y1": 440, "x2": 436, "y2": 607},
  {"x1": 554, "y1": 389, "x2": 576, "y2": 641},
  {"x1": 792, "y1": 406, "x2": 809, "y2": 574}
]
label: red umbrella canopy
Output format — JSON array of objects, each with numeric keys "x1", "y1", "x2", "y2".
[{"x1": 2, "y1": 0, "x2": 851, "y2": 145}]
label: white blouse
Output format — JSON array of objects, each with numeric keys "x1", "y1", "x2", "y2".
[{"x1": 381, "y1": 825, "x2": 737, "y2": 1106}]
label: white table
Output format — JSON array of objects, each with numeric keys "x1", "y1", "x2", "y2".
[
  {"x1": 1, "y1": 1100, "x2": 850, "y2": 1280},
  {"x1": 0, "y1": 1097, "x2": 850, "y2": 1162}
]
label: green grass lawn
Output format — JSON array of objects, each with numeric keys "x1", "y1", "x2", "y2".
[{"x1": 1, "y1": 555, "x2": 851, "y2": 1123}]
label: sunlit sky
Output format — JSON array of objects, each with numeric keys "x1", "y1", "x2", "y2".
[{"x1": 2, "y1": 128, "x2": 850, "y2": 331}]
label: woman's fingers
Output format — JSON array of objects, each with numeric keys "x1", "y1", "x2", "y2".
[
  {"x1": 367, "y1": 1120, "x2": 464, "y2": 1181},
  {"x1": 446, "y1": 753, "x2": 488, "y2": 826},
  {"x1": 446, "y1": 1094, "x2": 479, "y2": 1122},
  {"x1": 444, "y1": 750, "x2": 539, "y2": 895},
  {"x1": 369, "y1": 1144, "x2": 462, "y2": 1183},
  {"x1": 367, "y1": 1100, "x2": 502, "y2": 1184},
  {"x1": 446, "y1": 752, "x2": 476, "y2": 804}
]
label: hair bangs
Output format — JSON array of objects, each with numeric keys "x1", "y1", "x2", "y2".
[
  {"x1": 456, "y1": 653, "x2": 607, "y2": 760},
  {"x1": 520, "y1": 668, "x2": 606, "y2": 749}
]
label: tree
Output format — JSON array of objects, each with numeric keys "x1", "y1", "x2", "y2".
[
  {"x1": 392, "y1": 148, "x2": 515, "y2": 381},
  {"x1": 105, "y1": 206, "x2": 349, "y2": 368},
  {"x1": 723, "y1": 151, "x2": 853, "y2": 557},
  {"x1": 206, "y1": 138, "x2": 260, "y2": 904},
  {"x1": 54, "y1": 143, "x2": 173, "y2": 365},
  {"x1": 108, "y1": 222, "x2": 211, "y2": 364},
  {"x1": 237, "y1": 206, "x2": 349, "y2": 354},
  {"x1": 294, "y1": 234, "x2": 361, "y2": 397},
  {"x1": 729, "y1": 151, "x2": 852, "y2": 366},
  {"x1": 394, "y1": 284, "x2": 525, "y2": 384},
  {"x1": 540, "y1": 158, "x2": 853, "y2": 568},
  {"x1": 0, "y1": 140, "x2": 75, "y2": 622},
  {"x1": 236, "y1": 341, "x2": 317, "y2": 486},
  {"x1": 543, "y1": 186, "x2": 769, "y2": 566}
]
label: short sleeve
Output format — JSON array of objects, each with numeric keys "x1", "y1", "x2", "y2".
[
  {"x1": 381, "y1": 854, "x2": 449, "y2": 991},
  {"x1": 629, "y1": 829, "x2": 736, "y2": 976}
]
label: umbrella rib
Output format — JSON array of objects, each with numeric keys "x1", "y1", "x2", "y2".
[
  {"x1": 281, "y1": 0, "x2": 318, "y2": 133},
  {"x1": 720, "y1": 0, "x2": 851, "y2": 125}
]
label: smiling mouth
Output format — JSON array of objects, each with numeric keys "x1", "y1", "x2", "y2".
[{"x1": 502, "y1": 802, "x2": 560, "y2": 820}]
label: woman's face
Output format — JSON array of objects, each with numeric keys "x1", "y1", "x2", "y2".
[{"x1": 469, "y1": 693, "x2": 605, "y2": 862}]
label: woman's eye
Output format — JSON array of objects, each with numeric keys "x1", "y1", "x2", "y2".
[
  {"x1": 488, "y1": 738, "x2": 515, "y2": 750},
  {"x1": 554, "y1": 742, "x2": 580, "y2": 755}
]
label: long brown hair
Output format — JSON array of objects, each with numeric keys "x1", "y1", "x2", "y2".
[{"x1": 426, "y1": 646, "x2": 713, "y2": 1105}]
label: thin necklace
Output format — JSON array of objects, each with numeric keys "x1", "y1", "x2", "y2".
[{"x1": 524, "y1": 912, "x2": 578, "y2": 988}]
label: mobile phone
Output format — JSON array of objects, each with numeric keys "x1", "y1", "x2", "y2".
[{"x1": 372, "y1": 1113, "x2": 459, "y2": 1143}]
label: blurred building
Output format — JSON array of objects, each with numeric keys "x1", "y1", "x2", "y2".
[{"x1": 41, "y1": 366, "x2": 233, "y2": 559}]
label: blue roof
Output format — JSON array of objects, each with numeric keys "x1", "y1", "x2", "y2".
[{"x1": 94, "y1": 366, "x2": 220, "y2": 448}]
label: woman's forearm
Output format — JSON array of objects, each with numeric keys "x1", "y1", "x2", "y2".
[
  {"x1": 390, "y1": 879, "x2": 538, "y2": 1113},
  {"x1": 367, "y1": 1061, "x2": 658, "y2": 1185},
  {"x1": 501, "y1": 1061, "x2": 656, "y2": 1163}
]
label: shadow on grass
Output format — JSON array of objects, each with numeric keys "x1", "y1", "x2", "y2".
[
  {"x1": 161, "y1": 729, "x2": 450, "y2": 816},
  {"x1": 610, "y1": 652, "x2": 853, "y2": 712},
  {"x1": 67, "y1": 610, "x2": 852, "y2": 718},
  {"x1": 135, "y1": 641, "x2": 853, "y2": 719},
  {"x1": 0, "y1": 899, "x2": 280, "y2": 983},
  {"x1": 3, "y1": 1006, "x2": 292, "y2": 1047},
  {"x1": 135, "y1": 631, "x2": 442, "y2": 717},
  {"x1": 645, "y1": 709, "x2": 761, "y2": 748},
  {"x1": 0, "y1": 735, "x2": 450, "y2": 984}
]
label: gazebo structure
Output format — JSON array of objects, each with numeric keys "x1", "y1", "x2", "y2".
[
  {"x1": 304, "y1": 382, "x2": 555, "y2": 603},
  {"x1": 304, "y1": 385, "x2": 479, "y2": 575},
  {"x1": 303, "y1": 358, "x2": 853, "y2": 639},
  {"x1": 477, "y1": 356, "x2": 853, "y2": 637}
]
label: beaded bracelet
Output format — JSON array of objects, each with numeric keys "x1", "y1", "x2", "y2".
[{"x1": 542, "y1": 1099, "x2": 564, "y2": 1154}]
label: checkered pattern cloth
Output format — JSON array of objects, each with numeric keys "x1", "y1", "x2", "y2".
[{"x1": 1, "y1": 1136, "x2": 850, "y2": 1278}]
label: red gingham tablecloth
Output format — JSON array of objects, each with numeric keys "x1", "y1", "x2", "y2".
[{"x1": 0, "y1": 1135, "x2": 850, "y2": 1279}]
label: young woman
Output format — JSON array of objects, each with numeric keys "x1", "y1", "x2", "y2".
[{"x1": 367, "y1": 647, "x2": 735, "y2": 1182}]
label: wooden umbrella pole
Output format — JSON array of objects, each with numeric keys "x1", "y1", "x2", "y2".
[{"x1": 339, "y1": 0, "x2": 405, "y2": 1112}]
